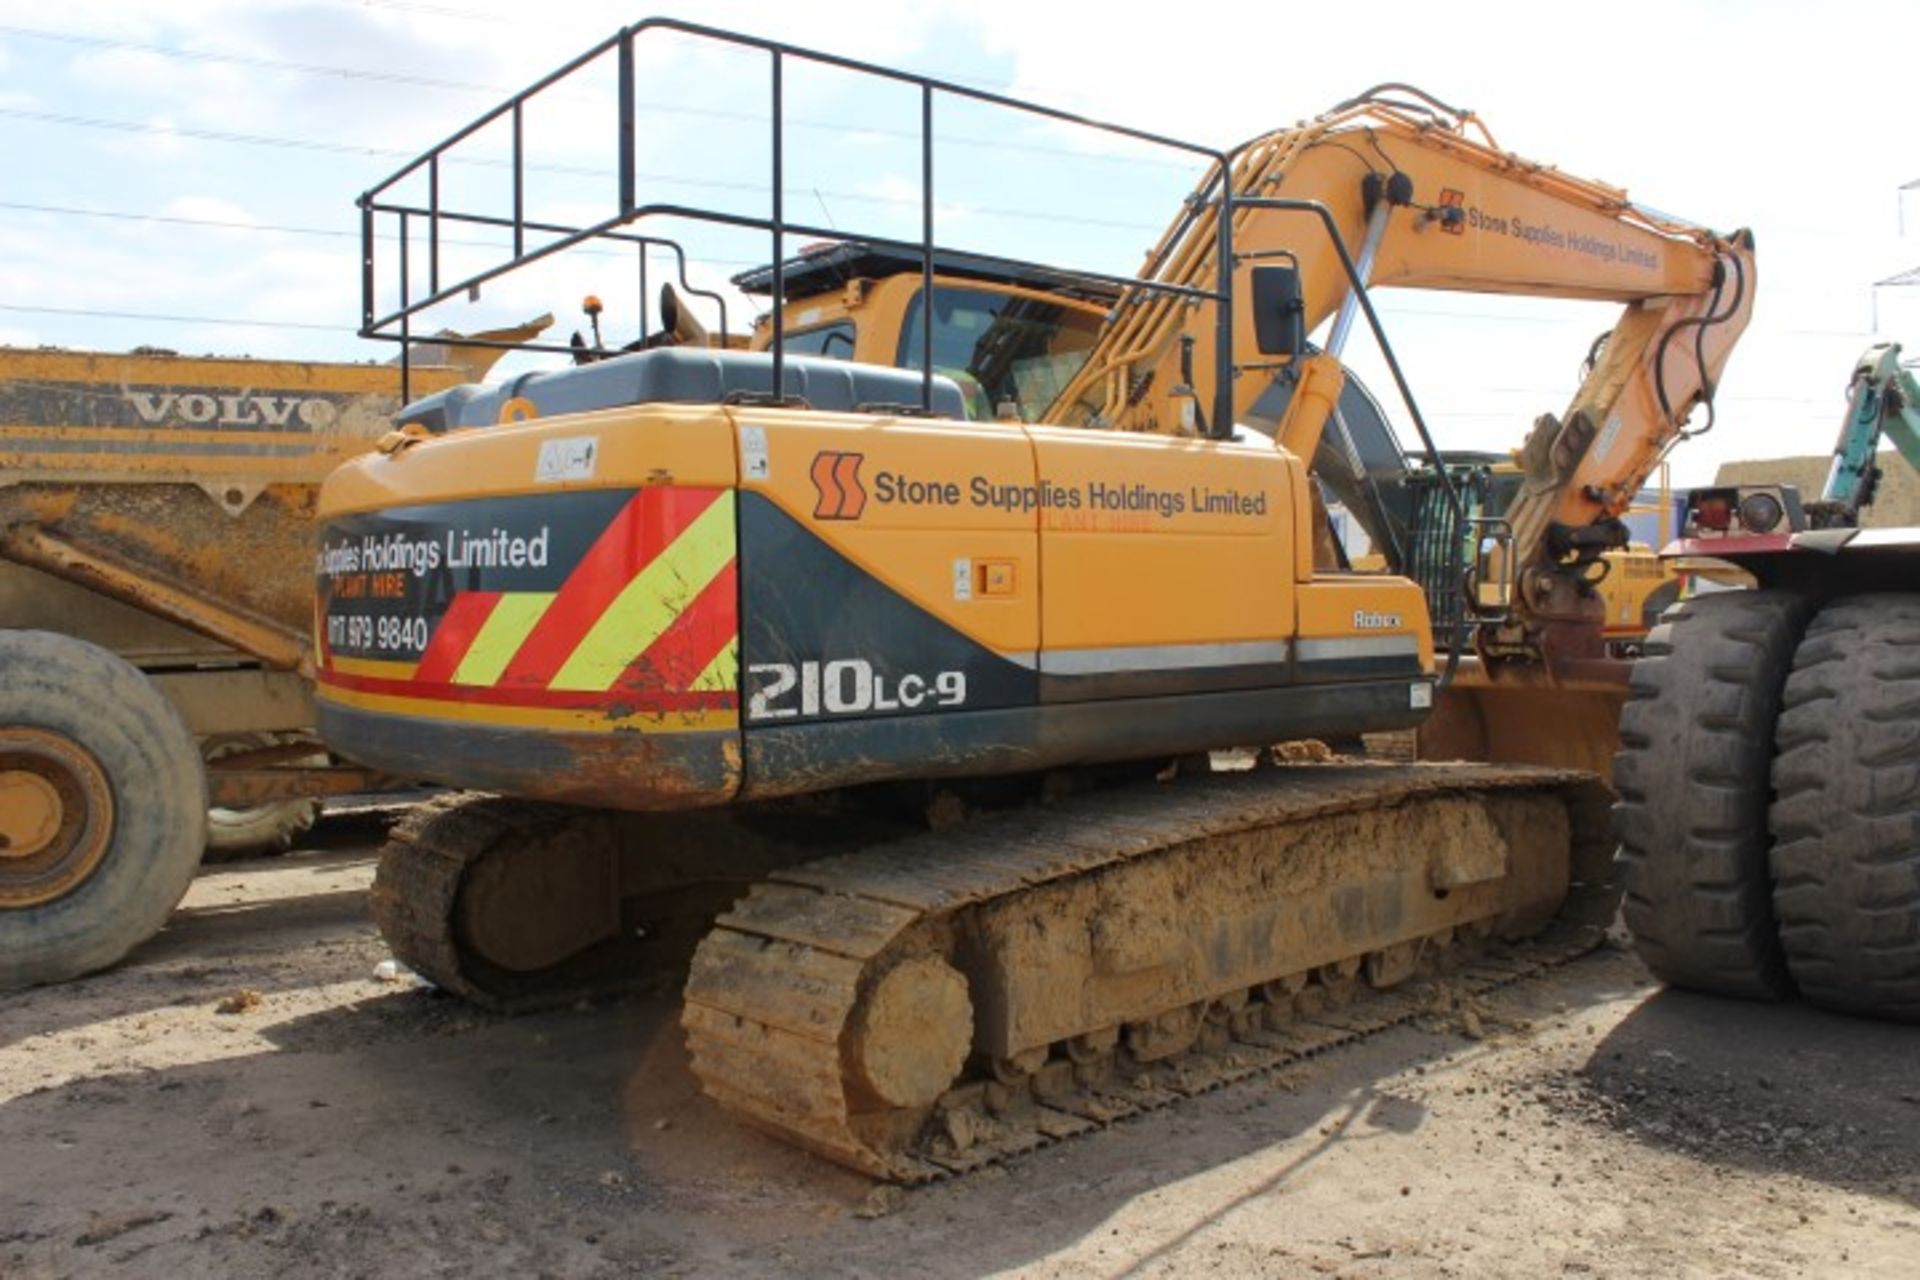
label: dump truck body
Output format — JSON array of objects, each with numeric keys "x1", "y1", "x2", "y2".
[{"x1": 0, "y1": 327, "x2": 540, "y2": 988}]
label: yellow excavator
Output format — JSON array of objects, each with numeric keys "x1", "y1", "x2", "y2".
[{"x1": 314, "y1": 21, "x2": 1753, "y2": 1177}]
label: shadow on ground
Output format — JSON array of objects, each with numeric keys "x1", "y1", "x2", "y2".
[
  {"x1": 3, "y1": 943, "x2": 1646, "y2": 1279},
  {"x1": 0, "y1": 842, "x2": 379, "y2": 1050},
  {"x1": 1545, "y1": 985, "x2": 1920, "y2": 1207},
  {"x1": 13, "y1": 866, "x2": 1917, "y2": 1279}
]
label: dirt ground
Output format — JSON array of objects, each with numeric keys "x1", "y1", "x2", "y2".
[{"x1": 3, "y1": 814, "x2": 1917, "y2": 1279}]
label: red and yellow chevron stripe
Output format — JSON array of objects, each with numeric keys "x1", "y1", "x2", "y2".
[{"x1": 322, "y1": 487, "x2": 738, "y2": 729}]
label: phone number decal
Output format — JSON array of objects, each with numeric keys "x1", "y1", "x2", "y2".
[{"x1": 326, "y1": 613, "x2": 430, "y2": 655}]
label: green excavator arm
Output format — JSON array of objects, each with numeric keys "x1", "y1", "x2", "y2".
[{"x1": 1820, "y1": 341, "x2": 1920, "y2": 520}]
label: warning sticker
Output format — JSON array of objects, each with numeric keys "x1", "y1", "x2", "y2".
[{"x1": 535, "y1": 436, "x2": 599, "y2": 483}]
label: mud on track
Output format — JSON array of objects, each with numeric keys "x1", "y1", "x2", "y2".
[{"x1": 3, "y1": 819, "x2": 1917, "y2": 1278}]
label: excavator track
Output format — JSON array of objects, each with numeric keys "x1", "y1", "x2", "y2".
[
  {"x1": 371, "y1": 794, "x2": 899, "y2": 1012},
  {"x1": 370, "y1": 795, "x2": 636, "y2": 1010},
  {"x1": 682, "y1": 762, "x2": 1614, "y2": 1181}
]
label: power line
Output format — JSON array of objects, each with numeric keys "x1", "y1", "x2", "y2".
[
  {"x1": 0, "y1": 201, "x2": 1869, "y2": 340},
  {"x1": 318, "y1": 0, "x2": 1019, "y2": 92},
  {"x1": 0, "y1": 198, "x2": 358, "y2": 240},
  {"x1": 1, "y1": 300, "x2": 1855, "y2": 416},
  {"x1": 0, "y1": 21, "x2": 1190, "y2": 172},
  {"x1": 326, "y1": 0, "x2": 530, "y2": 28},
  {"x1": 0, "y1": 198, "x2": 763, "y2": 266},
  {"x1": 0, "y1": 107, "x2": 1168, "y2": 233},
  {"x1": 0, "y1": 23, "x2": 506, "y2": 94},
  {"x1": 0, "y1": 106, "x2": 411, "y2": 160},
  {"x1": 0, "y1": 200, "x2": 1883, "y2": 343},
  {"x1": 0, "y1": 302, "x2": 352, "y2": 333}
]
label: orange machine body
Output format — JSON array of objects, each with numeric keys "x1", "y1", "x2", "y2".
[{"x1": 313, "y1": 368, "x2": 1433, "y2": 809}]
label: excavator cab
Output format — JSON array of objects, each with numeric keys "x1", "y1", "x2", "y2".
[{"x1": 734, "y1": 242, "x2": 1111, "y2": 423}]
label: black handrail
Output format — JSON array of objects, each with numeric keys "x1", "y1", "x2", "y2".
[
  {"x1": 358, "y1": 18, "x2": 1236, "y2": 430},
  {"x1": 358, "y1": 200, "x2": 1223, "y2": 334}
]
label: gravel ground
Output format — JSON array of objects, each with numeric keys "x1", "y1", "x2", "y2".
[{"x1": 3, "y1": 815, "x2": 1916, "y2": 1278}]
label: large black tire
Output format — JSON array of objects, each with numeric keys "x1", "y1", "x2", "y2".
[
  {"x1": 0, "y1": 631, "x2": 207, "y2": 988},
  {"x1": 202, "y1": 732, "x2": 324, "y2": 860},
  {"x1": 1770, "y1": 594, "x2": 1920, "y2": 1021},
  {"x1": 1613, "y1": 590, "x2": 1810, "y2": 999}
]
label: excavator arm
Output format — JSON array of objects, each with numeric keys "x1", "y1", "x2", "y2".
[
  {"x1": 1818, "y1": 342, "x2": 1920, "y2": 522},
  {"x1": 1043, "y1": 87, "x2": 1755, "y2": 654}
]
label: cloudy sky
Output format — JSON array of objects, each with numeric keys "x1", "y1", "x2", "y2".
[{"x1": 3, "y1": 0, "x2": 1917, "y2": 484}]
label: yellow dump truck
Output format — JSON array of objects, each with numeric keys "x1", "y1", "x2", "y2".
[{"x1": 0, "y1": 323, "x2": 544, "y2": 987}]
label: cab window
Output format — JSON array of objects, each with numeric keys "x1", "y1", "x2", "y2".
[
  {"x1": 896, "y1": 285, "x2": 1100, "y2": 421},
  {"x1": 782, "y1": 322, "x2": 855, "y2": 359}
]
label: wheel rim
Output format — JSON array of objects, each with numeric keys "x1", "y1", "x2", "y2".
[{"x1": 0, "y1": 727, "x2": 115, "y2": 909}]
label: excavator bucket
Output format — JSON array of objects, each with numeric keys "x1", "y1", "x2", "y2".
[{"x1": 1417, "y1": 657, "x2": 1628, "y2": 781}]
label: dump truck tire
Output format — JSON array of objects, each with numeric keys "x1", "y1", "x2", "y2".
[
  {"x1": 1770, "y1": 594, "x2": 1920, "y2": 1022},
  {"x1": 1614, "y1": 590, "x2": 1809, "y2": 999},
  {"x1": 202, "y1": 733, "x2": 324, "y2": 860},
  {"x1": 0, "y1": 630, "x2": 207, "y2": 988}
]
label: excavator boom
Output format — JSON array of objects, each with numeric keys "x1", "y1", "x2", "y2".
[{"x1": 1045, "y1": 87, "x2": 1754, "y2": 657}]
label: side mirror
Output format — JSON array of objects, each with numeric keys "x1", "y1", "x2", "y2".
[
  {"x1": 1468, "y1": 519, "x2": 1516, "y2": 619},
  {"x1": 660, "y1": 282, "x2": 713, "y2": 348},
  {"x1": 1251, "y1": 265, "x2": 1306, "y2": 359}
]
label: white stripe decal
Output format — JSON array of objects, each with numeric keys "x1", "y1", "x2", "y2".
[
  {"x1": 1019, "y1": 640, "x2": 1293, "y2": 676},
  {"x1": 1296, "y1": 635, "x2": 1422, "y2": 662}
]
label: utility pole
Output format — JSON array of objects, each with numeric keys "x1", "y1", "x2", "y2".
[
  {"x1": 1875, "y1": 179, "x2": 1919, "y2": 333},
  {"x1": 1873, "y1": 266, "x2": 1916, "y2": 334}
]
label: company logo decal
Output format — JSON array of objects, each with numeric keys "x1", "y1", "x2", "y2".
[
  {"x1": 1436, "y1": 188, "x2": 1466, "y2": 235},
  {"x1": 809, "y1": 450, "x2": 867, "y2": 521},
  {"x1": 123, "y1": 389, "x2": 341, "y2": 429},
  {"x1": 318, "y1": 487, "x2": 739, "y2": 716}
]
